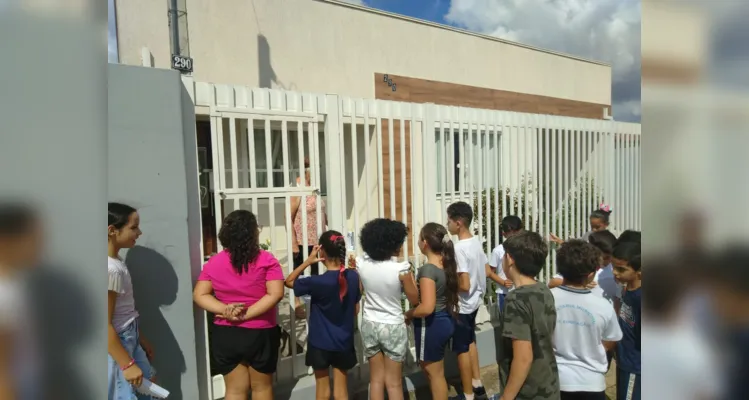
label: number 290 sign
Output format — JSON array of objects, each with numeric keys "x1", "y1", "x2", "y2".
[{"x1": 171, "y1": 55, "x2": 193, "y2": 73}]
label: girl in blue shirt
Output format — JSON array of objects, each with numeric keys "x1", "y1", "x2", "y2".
[{"x1": 285, "y1": 231, "x2": 361, "y2": 400}]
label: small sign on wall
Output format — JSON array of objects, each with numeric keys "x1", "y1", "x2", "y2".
[{"x1": 171, "y1": 54, "x2": 193, "y2": 73}]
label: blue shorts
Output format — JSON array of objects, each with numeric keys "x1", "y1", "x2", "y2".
[
  {"x1": 616, "y1": 368, "x2": 641, "y2": 400},
  {"x1": 108, "y1": 319, "x2": 156, "y2": 400},
  {"x1": 451, "y1": 310, "x2": 478, "y2": 354},
  {"x1": 414, "y1": 311, "x2": 455, "y2": 363}
]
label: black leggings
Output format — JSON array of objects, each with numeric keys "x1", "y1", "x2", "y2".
[
  {"x1": 293, "y1": 245, "x2": 319, "y2": 275},
  {"x1": 560, "y1": 391, "x2": 606, "y2": 400}
]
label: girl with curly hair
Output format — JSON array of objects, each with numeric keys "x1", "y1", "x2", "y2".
[
  {"x1": 285, "y1": 231, "x2": 361, "y2": 400},
  {"x1": 355, "y1": 218, "x2": 415, "y2": 400},
  {"x1": 405, "y1": 223, "x2": 460, "y2": 400},
  {"x1": 193, "y1": 210, "x2": 285, "y2": 400}
]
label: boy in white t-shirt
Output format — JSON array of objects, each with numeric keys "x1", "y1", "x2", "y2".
[
  {"x1": 487, "y1": 216, "x2": 523, "y2": 317},
  {"x1": 551, "y1": 240, "x2": 622, "y2": 399},
  {"x1": 446, "y1": 202, "x2": 488, "y2": 400}
]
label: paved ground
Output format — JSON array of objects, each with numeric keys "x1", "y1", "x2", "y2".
[{"x1": 351, "y1": 361, "x2": 617, "y2": 399}]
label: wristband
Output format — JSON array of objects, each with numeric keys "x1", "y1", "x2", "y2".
[{"x1": 121, "y1": 359, "x2": 136, "y2": 371}]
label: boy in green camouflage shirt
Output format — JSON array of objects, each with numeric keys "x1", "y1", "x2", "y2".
[{"x1": 498, "y1": 231, "x2": 560, "y2": 400}]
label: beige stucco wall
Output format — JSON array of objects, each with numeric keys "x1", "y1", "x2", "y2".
[{"x1": 116, "y1": 0, "x2": 611, "y2": 105}]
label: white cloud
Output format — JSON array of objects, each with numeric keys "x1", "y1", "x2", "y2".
[{"x1": 444, "y1": 0, "x2": 641, "y2": 122}]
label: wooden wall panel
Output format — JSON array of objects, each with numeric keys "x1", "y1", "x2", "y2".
[
  {"x1": 380, "y1": 119, "x2": 415, "y2": 256},
  {"x1": 375, "y1": 73, "x2": 610, "y2": 119}
]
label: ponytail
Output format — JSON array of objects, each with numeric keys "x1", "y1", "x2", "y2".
[{"x1": 319, "y1": 230, "x2": 349, "y2": 301}]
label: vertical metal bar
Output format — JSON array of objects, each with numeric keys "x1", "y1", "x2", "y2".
[
  {"x1": 459, "y1": 116, "x2": 466, "y2": 205},
  {"x1": 551, "y1": 124, "x2": 559, "y2": 275},
  {"x1": 563, "y1": 125, "x2": 569, "y2": 241},
  {"x1": 410, "y1": 114, "x2": 419, "y2": 268},
  {"x1": 400, "y1": 118, "x2": 409, "y2": 262},
  {"x1": 238, "y1": 119, "x2": 249, "y2": 189},
  {"x1": 389, "y1": 117, "x2": 396, "y2": 220},
  {"x1": 376, "y1": 113, "x2": 385, "y2": 217},
  {"x1": 284, "y1": 195, "x2": 296, "y2": 376},
  {"x1": 494, "y1": 114, "x2": 500, "y2": 248},
  {"x1": 296, "y1": 120, "x2": 305, "y2": 188},
  {"x1": 211, "y1": 117, "x2": 225, "y2": 252},
  {"x1": 364, "y1": 102, "x2": 371, "y2": 222},
  {"x1": 441, "y1": 118, "x2": 448, "y2": 222},
  {"x1": 338, "y1": 101, "x2": 347, "y2": 232},
  {"x1": 543, "y1": 116, "x2": 551, "y2": 281},
  {"x1": 281, "y1": 120, "x2": 290, "y2": 188},
  {"x1": 524, "y1": 115, "x2": 531, "y2": 231},
  {"x1": 509, "y1": 114, "x2": 516, "y2": 217},
  {"x1": 312, "y1": 121, "x2": 323, "y2": 234},
  {"x1": 264, "y1": 119, "x2": 273, "y2": 188},
  {"x1": 351, "y1": 114, "x2": 360, "y2": 254},
  {"x1": 248, "y1": 118, "x2": 257, "y2": 189},
  {"x1": 229, "y1": 117, "x2": 239, "y2": 190}
]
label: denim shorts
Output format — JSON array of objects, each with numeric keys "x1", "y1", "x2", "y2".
[{"x1": 107, "y1": 319, "x2": 156, "y2": 400}]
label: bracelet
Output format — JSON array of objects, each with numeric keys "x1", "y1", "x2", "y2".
[{"x1": 121, "y1": 359, "x2": 136, "y2": 371}]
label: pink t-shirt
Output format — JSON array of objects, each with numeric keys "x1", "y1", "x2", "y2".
[{"x1": 198, "y1": 249, "x2": 284, "y2": 329}]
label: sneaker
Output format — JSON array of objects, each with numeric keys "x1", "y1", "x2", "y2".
[{"x1": 474, "y1": 386, "x2": 489, "y2": 400}]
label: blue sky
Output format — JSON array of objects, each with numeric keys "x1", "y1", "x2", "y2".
[{"x1": 108, "y1": 0, "x2": 641, "y2": 122}]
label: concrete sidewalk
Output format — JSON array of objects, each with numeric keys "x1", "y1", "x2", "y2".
[{"x1": 352, "y1": 361, "x2": 618, "y2": 399}]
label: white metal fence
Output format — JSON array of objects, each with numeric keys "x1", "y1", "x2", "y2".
[{"x1": 184, "y1": 80, "x2": 641, "y2": 398}]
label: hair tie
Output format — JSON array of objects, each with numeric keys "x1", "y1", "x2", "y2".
[
  {"x1": 442, "y1": 235, "x2": 451, "y2": 244},
  {"x1": 337, "y1": 263, "x2": 347, "y2": 301},
  {"x1": 599, "y1": 203, "x2": 611, "y2": 213}
]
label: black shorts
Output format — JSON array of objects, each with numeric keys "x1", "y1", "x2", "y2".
[
  {"x1": 451, "y1": 310, "x2": 478, "y2": 354},
  {"x1": 560, "y1": 391, "x2": 606, "y2": 400},
  {"x1": 210, "y1": 324, "x2": 281, "y2": 376},
  {"x1": 305, "y1": 344, "x2": 358, "y2": 371}
]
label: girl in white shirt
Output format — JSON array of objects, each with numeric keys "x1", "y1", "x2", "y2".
[
  {"x1": 355, "y1": 218, "x2": 415, "y2": 400},
  {"x1": 107, "y1": 202, "x2": 156, "y2": 400}
]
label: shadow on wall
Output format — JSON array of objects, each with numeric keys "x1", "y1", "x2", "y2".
[
  {"x1": 30, "y1": 265, "x2": 94, "y2": 399},
  {"x1": 126, "y1": 246, "x2": 186, "y2": 399},
  {"x1": 257, "y1": 34, "x2": 297, "y2": 91}
]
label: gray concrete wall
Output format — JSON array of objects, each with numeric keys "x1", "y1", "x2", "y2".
[{"x1": 107, "y1": 64, "x2": 208, "y2": 399}]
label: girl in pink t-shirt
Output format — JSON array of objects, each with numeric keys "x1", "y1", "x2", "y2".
[{"x1": 193, "y1": 210, "x2": 285, "y2": 400}]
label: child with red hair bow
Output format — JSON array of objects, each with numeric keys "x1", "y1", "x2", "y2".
[{"x1": 285, "y1": 231, "x2": 361, "y2": 400}]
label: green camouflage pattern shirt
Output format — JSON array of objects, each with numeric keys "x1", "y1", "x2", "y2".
[{"x1": 499, "y1": 281, "x2": 560, "y2": 400}]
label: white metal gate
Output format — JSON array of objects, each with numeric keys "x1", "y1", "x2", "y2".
[{"x1": 187, "y1": 81, "x2": 641, "y2": 398}]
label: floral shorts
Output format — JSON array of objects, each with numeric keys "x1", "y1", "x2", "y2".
[
  {"x1": 360, "y1": 320, "x2": 409, "y2": 362},
  {"x1": 107, "y1": 319, "x2": 156, "y2": 400}
]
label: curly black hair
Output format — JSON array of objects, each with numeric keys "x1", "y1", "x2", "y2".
[
  {"x1": 218, "y1": 210, "x2": 260, "y2": 274},
  {"x1": 502, "y1": 231, "x2": 548, "y2": 278},
  {"x1": 359, "y1": 218, "x2": 407, "y2": 261},
  {"x1": 556, "y1": 239, "x2": 601, "y2": 285}
]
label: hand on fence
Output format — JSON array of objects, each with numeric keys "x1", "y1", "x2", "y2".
[
  {"x1": 304, "y1": 245, "x2": 325, "y2": 265},
  {"x1": 348, "y1": 254, "x2": 357, "y2": 269},
  {"x1": 503, "y1": 279, "x2": 514, "y2": 288},
  {"x1": 586, "y1": 281, "x2": 598, "y2": 289},
  {"x1": 548, "y1": 233, "x2": 564, "y2": 245}
]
